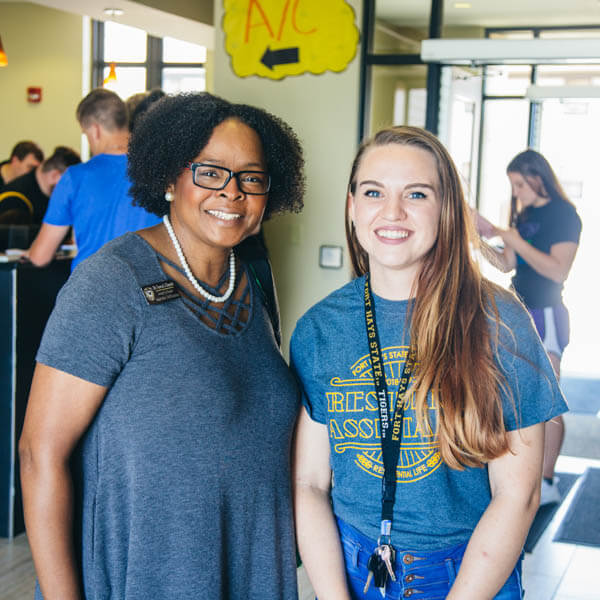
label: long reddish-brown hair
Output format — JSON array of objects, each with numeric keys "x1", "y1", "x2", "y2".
[{"x1": 346, "y1": 126, "x2": 514, "y2": 469}]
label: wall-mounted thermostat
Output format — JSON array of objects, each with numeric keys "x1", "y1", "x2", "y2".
[{"x1": 319, "y1": 245, "x2": 343, "y2": 269}]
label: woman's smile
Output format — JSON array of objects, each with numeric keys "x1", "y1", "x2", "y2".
[
  {"x1": 375, "y1": 227, "x2": 410, "y2": 242},
  {"x1": 205, "y1": 208, "x2": 244, "y2": 222}
]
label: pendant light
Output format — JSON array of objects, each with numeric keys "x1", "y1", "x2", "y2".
[
  {"x1": 103, "y1": 61, "x2": 117, "y2": 85},
  {"x1": 0, "y1": 35, "x2": 8, "y2": 67},
  {"x1": 102, "y1": 8, "x2": 123, "y2": 87}
]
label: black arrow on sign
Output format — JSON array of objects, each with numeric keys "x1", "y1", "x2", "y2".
[{"x1": 261, "y1": 46, "x2": 300, "y2": 70}]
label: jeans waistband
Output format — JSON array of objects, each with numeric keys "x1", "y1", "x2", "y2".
[{"x1": 336, "y1": 516, "x2": 468, "y2": 567}]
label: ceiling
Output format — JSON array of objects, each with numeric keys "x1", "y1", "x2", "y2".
[
  {"x1": 1, "y1": 0, "x2": 214, "y2": 47},
  {"x1": 377, "y1": 0, "x2": 600, "y2": 29},
  {"x1": 4, "y1": 0, "x2": 600, "y2": 48}
]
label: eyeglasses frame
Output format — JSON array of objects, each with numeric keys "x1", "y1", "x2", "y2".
[{"x1": 186, "y1": 162, "x2": 271, "y2": 195}]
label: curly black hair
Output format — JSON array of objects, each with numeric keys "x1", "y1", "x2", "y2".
[{"x1": 128, "y1": 92, "x2": 305, "y2": 219}]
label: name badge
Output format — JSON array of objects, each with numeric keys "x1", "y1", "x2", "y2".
[{"x1": 142, "y1": 280, "x2": 179, "y2": 304}]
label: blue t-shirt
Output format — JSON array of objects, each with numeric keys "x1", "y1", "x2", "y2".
[
  {"x1": 43, "y1": 153, "x2": 160, "y2": 269},
  {"x1": 290, "y1": 275, "x2": 567, "y2": 550}
]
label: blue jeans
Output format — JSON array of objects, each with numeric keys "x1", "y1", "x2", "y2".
[{"x1": 335, "y1": 517, "x2": 523, "y2": 600}]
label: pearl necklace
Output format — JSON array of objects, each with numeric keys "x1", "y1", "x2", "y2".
[{"x1": 163, "y1": 214, "x2": 236, "y2": 303}]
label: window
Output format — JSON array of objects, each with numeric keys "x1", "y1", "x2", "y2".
[{"x1": 92, "y1": 20, "x2": 206, "y2": 98}]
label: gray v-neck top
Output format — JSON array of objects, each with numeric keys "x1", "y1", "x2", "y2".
[{"x1": 36, "y1": 232, "x2": 300, "y2": 599}]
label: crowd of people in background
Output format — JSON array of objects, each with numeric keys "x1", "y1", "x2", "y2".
[{"x1": 0, "y1": 87, "x2": 167, "y2": 254}]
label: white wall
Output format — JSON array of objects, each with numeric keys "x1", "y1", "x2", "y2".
[{"x1": 213, "y1": 0, "x2": 362, "y2": 354}]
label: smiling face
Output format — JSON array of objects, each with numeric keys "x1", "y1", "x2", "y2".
[
  {"x1": 168, "y1": 118, "x2": 268, "y2": 255},
  {"x1": 349, "y1": 143, "x2": 442, "y2": 296}
]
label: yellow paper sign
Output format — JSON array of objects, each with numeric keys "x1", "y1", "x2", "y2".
[{"x1": 223, "y1": 0, "x2": 359, "y2": 80}]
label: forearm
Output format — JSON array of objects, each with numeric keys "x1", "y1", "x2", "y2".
[
  {"x1": 20, "y1": 455, "x2": 81, "y2": 600},
  {"x1": 447, "y1": 494, "x2": 538, "y2": 599},
  {"x1": 503, "y1": 234, "x2": 567, "y2": 282},
  {"x1": 27, "y1": 223, "x2": 69, "y2": 267},
  {"x1": 27, "y1": 245, "x2": 56, "y2": 267},
  {"x1": 295, "y1": 484, "x2": 351, "y2": 600}
]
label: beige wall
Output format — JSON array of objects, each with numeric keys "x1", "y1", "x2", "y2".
[
  {"x1": 0, "y1": 3, "x2": 83, "y2": 160},
  {"x1": 134, "y1": 0, "x2": 213, "y2": 25},
  {"x1": 213, "y1": 0, "x2": 362, "y2": 353},
  {"x1": 205, "y1": 50, "x2": 214, "y2": 93}
]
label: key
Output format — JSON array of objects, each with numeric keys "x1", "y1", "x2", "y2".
[
  {"x1": 365, "y1": 549, "x2": 388, "y2": 594},
  {"x1": 380, "y1": 544, "x2": 396, "y2": 582},
  {"x1": 365, "y1": 552, "x2": 380, "y2": 593}
]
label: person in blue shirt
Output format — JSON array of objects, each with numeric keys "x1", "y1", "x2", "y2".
[
  {"x1": 291, "y1": 127, "x2": 566, "y2": 599},
  {"x1": 26, "y1": 88, "x2": 160, "y2": 270},
  {"x1": 473, "y1": 150, "x2": 581, "y2": 505}
]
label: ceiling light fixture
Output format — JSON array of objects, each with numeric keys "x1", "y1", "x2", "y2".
[
  {"x1": 421, "y1": 38, "x2": 600, "y2": 65},
  {"x1": 526, "y1": 84, "x2": 600, "y2": 99},
  {"x1": 453, "y1": 2, "x2": 472, "y2": 8},
  {"x1": 0, "y1": 35, "x2": 8, "y2": 67},
  {"x1": 103, "y1": 8, "x2": 124, "y2": 17}
]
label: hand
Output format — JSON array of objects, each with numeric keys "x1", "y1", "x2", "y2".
[
  {"x1": 470, "y1": 208, "x2": 497, "y2": 239},
  {"x1": 496, "y1": 226, "x2": 521, "y2": 248}
]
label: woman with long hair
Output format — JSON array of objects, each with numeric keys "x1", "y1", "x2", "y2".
[
  {"x1": 291, "y1": 128, "x2": 565, "y2": 599},
  {"x1": 474, "y1": 149, "x2": 581, "y2": 505}
]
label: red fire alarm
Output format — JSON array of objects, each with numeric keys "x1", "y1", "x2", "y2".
[{"x1": 27, "y1": 87, "x2": 42, "y2": 103}]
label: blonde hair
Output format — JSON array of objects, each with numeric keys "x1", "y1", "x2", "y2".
[{"x1": 346, "y1": 126, "x2": 514, "y2": 469}]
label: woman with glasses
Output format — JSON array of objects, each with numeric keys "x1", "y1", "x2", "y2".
[
  {"x1": 473, "y1": 149, "x2": 581, "y2": 506},
  {"x1": 291, "y1": 127, "x2": 565, "y2": 599},
  {"x1": 20, "y1": 93, "x2": 305, "y2": 600}
]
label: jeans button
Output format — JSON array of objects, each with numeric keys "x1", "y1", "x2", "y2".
[
  {"x1": 404, "y1": 590, "x2": 414, "y2": 598},
  {"x1": 405, "y1": 574, "x2": 415, "y2": 583},
  {"x1": 402, "y1": 553, "x2": 414, "y2": 565}
]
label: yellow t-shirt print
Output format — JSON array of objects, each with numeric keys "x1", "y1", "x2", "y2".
[{"x1": 327, "y1": 345, "x2": 443, "y2": 483}]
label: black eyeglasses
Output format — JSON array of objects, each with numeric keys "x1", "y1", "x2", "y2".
[{"x1": 187, "y1": 163, "x2": 271, "y2": 195}]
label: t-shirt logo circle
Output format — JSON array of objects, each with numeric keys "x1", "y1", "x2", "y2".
[{"x1": 329, "y1": 345, "x2": 442, "y2": 483}]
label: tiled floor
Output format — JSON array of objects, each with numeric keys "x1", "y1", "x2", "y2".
[
  {"x1": 0, "y1": 533, "x2": 36, "y2": 600},
  {"x1": 520, "y1": 456, "x2": 600, "y2": 600},
  {"x1": 2, "y1": 455, "x2": 599, "y2": 599}
]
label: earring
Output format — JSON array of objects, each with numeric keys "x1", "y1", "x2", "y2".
[{"x1": 165, "y1": 191, "x2": 174, "y2": 202}]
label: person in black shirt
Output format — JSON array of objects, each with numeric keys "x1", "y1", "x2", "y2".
[
  {"x1": 0, "y1": 146, "x2": 80, "y2": 225},
  {"x1": 474, "y1": 149, "x2": 581, "y2": 505},
  {"x1": 0, "y1": 140, "x2": 44, "y2": 187}
]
